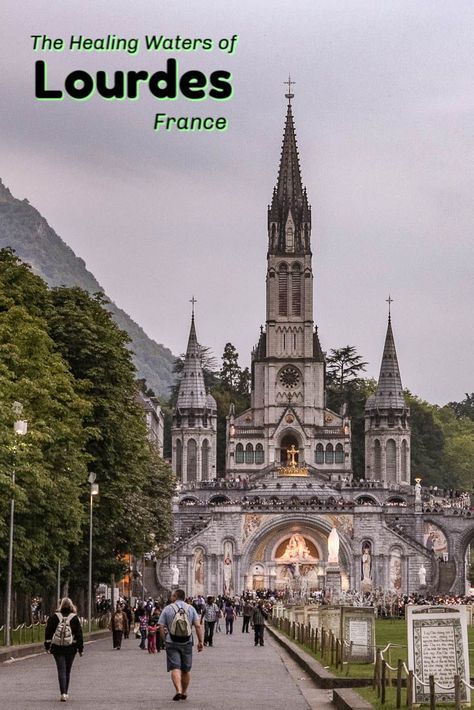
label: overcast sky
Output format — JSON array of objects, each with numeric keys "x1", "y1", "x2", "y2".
[{"x1": 2, "y1": 0, "x2": 473, "y2": 404}]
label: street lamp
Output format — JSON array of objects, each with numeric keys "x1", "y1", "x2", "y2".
[
  {"x1": 88, "y1": 473, "x2": 99, "y2": 633},
  {"x1": 5, "y1": 402, "x2": 28, "y2": 647}
]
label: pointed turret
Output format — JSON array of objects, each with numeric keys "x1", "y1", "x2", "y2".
[
  {"x1": 172, "y1": 304, "x2": 217, "y2": 483},
  {"x1": 365, "y1": 302, "x2": 411, "y2": 484},
  {"x1": 176, "y1": 314, "x2": 208, "y2": 410},
  {"x1": 268, "y1": 92, "x2": 311, "y2": 255},
  {"x1": 368, "y1": 314, "x2": 406, "y2": 410}
]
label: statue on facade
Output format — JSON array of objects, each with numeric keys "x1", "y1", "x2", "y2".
[
  {"x1": 328, "y1": 526, "x2": 340, "y2": 565},
  {"x1": 419, "y1": 564, "x2": 427, "y2": 586},
  {"x1": 171, "y1": 564, "x2": 180, "y2": 587},
  {"x1": 414, "y1": 478, "x2": 422, "y2": 503}
]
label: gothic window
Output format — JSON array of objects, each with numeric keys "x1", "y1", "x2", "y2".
[
  {"x1": 315, "y1": 443, "x2": 324, "y2": 464},
  {"x1": 401, "y1": 440, "x2": 408, "y2": 482},
  {"x1": 176, "y1": 438, "x2": 182, "y2": 478},
  {"x1": 188, "y1": 413, "x2": 195, "y2": 427},
  {"x1": 255, "y1": 443, "x2": 264, "y2": 464},
  {"x1": 235, "y1": 443, "x2": 244, "y2": 464},
  {"x1": 325, "y1": 443, "x2": 334, "y2": 464},
  {"x1": 386, "y1": 439, "x2": 397, "y2": 483},
  {"x1": 335, "y1": 443, "x2": 344, "y2": 464},
  {"x1": 201, "y1": 439, "x2": 209, "y2": 479},
  {"x1": 187, "y1": 438, "x2": 197, "y2": 482},
  {"x1": 388, "y1": 413, "x2": 395, "y2": 427},
  {"x1": 291, "y1": 263, "x2": 302, "y2": 316},
  {"x1": 245, "y1": 443, "x2": 254, "y2": 464},
  {"x1": 278, "y1": 263, "x2": 288, "y2": 316},
  {"x1": 374, "y1": 439, "x2": 381, "y2": 478}
]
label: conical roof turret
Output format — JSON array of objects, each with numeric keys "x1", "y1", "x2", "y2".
[
  {"x1": 367, "y1": 312, "x2": 407, "y2": 411},
  {"x1": 176, "y1": 314, "x2": 208, "y2": 410}
]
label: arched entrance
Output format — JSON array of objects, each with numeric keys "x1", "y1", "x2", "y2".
[
  {"x1": 241, "y1": 515, "x2": 352, "y2": 593},
  {"x1": 280, "y1": 433, "x2": 300, "y2": 464}
]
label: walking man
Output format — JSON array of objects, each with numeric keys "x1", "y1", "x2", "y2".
[
  {"x1": 109, "y1": 602, "x2": 129, "y2": 650},
  {"x1": 201, "y1": 596, "x2": 219, "y2": 647},
  {"x1": 242, "y1": 600, "x2": 253, "y2": 633},
  {"x1": 251, "y1": 600, "x2": 268, "y2": 647},
  {"x1": 159, "y1": 589, "x2": 204, "y2": 701}
]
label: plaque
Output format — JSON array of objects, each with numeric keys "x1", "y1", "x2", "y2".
[
  {"x1": 407, "y1": 606, "x2": 471, "y2": 705},
  {"x1": 320, "y1": 606, "x2": 341, "y2": 639},
  {"x1": 341, "y1": 607, "x2": 375, "y2": 663}
]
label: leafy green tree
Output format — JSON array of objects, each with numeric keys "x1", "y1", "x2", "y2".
[
  {"x1": 47, "y1": 286, "x2": 175, "y2": 588},
  {"x1": 405, "y1": 393, "x2": 445, "y2": 486},
  {"x1": 447, "y1": 393, "x2": 474, "y2": 422},
  {"x1": 0, "y1": 250, "x2": 90, "y2": 601}
]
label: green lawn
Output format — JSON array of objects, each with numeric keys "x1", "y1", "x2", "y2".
[{"x1": 277, "y1": 618, "x2": 474, "y2": 708}]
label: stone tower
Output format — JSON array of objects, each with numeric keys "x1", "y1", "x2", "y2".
[
  {"x1": 365, "y1": 308, "x2": 411, "y2": 484},
  {"x1": 171, "y1": 311, "x2": 217, "y2": 483},
  {"x1": 226, "y1": 88, "x2": 352, "y2": 479}
]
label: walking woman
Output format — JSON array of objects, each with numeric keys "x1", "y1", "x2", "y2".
[{"x1": 44, "y1": 597, "x2": 84, "y2": 702}]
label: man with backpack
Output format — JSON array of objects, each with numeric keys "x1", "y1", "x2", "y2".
[{"x1": 158, "y1": 589, "x2": 204, "y2": 702}]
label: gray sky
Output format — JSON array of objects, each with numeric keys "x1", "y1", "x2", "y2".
[{"x1": 2, "y1": 0, "x2": 473, "y2": 404}]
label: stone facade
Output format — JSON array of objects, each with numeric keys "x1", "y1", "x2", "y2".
[{"x1": 159, "y1": 95, "x2": 473, "y2": 600}]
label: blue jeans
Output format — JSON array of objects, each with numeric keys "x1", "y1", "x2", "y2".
[
  {"x1": 139, "y1": 628, "x2": 147, "y2": 649},
  {"x1": 53, "y1": 650, "x2": 76, "y2": 694}
]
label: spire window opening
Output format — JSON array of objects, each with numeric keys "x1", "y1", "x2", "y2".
[
  {"x1": 291, "y1": 263, "x2": 302, "y2": 315},
  {"x1": 335, "y1": 443, "x2": 344, "y2": 464},
  {"x1": 255, "y1": 443, "x2": 264, "y2": 464},
  {"x1": 278, "y1": 264, "x2": 288, "y2": 315}
]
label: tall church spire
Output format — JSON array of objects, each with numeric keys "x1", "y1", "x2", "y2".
[
  {"x1": 268, "y1": 84, "x2": 311, "y2": 255},
  {"x1": 177, "y1": 311, "x2": 207, "y2": 409}
]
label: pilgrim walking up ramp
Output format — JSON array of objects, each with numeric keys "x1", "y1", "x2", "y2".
[{"x1": 1, "y1": 625, "x2": 334, "y2": 709}]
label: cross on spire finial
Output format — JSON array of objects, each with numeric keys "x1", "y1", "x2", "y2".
[
  {"x1": 190, "y1": 296, "x2": 197, "y2": 318},
  {"x1": 386, "y1": 295, "x2": 394, "y2": 320},
  {"x1": 284, "y1": 75, "x2": 295, "y2": 103}
]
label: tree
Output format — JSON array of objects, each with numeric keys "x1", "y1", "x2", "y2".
[
  {"x1": 47, "y1": 286, "x2": 175, "y2": 588},
  {"x1": 220, "y1": 343, "x2": 242, "y2": 390},
  {"x1": 0, "y1": 250, "x2": 90, "y2": 600},
  {"x1": 326, "y1": 346, "x2": 368, "y2": 395},
  {"x1": 448, "y1": 394, "x2": 474, "y2": 422}
]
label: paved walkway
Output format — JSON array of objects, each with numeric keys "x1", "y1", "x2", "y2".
[{"x1": 0, "y1": 627, "x2": 333, "y2": 709}]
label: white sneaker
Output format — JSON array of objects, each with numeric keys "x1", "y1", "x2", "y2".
[{"x1": 60, "y1": 694, "x2": 67, "y2": 702}]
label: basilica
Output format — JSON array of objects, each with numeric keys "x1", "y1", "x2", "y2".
[{"x1": 158, "y1": 91, "x2": 473, "y2": 599}]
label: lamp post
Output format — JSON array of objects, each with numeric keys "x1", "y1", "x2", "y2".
[
  {"x1": 88, "y1": 472, "x2": 99, "y2": 633},
  {"x1": 5, "y1": 403, "x2": 28, "y2": 647}
]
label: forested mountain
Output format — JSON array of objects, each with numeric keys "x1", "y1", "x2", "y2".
[{"x1": 0, "y1": 178, "x2": 175, "y2": 397}]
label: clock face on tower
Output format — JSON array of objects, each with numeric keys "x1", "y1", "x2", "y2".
[{"x1": 279, "y1": 366, "x2": 301, "y2": 389}]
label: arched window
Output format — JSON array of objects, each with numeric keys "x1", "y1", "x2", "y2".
[
  {"x1": 235, "y1": 443, "x2": 244, "y2": 464},
  {"x1": 325, "y1": 443, "x2": 334, "y2": 464},
  {"x1": 187, "y1": 439, "x2": 197, "y2": 482},
  {"x1": 291, "y1": 263, "x2": 302, "y2": 316},
  {"x1": 335, "y1": 443, "x2": 344, "y2": 464},
  {"x1": 245, "y1": 443, "x2": 254, "y2": 464},
  {"x1": 386, "y1": 439, "x2": 397, "y2": 482},
  {"x1": 201, "y1": 439, "x2": 209, "y2": 479},
  {"x1": 188, "y1": 413, "x2": 195, "y2": 428},
  {"x1": 176, "y1": 438, "x2": 182, "y2": 478},
  {"x1": 315, "y1": 444, "x2": 324, "y2": 464},
  {"x1": 278, "y1": 263, "x2": 288, "y2": 316},
  {"x1": 401, "y1": 440, "x2": 408, "y2": 482},
  {"x1": 255, "y1": 443, "x2": 264, "y2": 464},
  {"x1": 374, "y1": 439, "x2": 381, "y2": 478}
]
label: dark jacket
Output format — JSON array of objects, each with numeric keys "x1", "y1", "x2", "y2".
[
  {"x1": 44, "y1": 612, "x2": 84, "y2": 654},
  {"x1": 110, "y1": 610, "x2": 129, "y2": 633}
]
